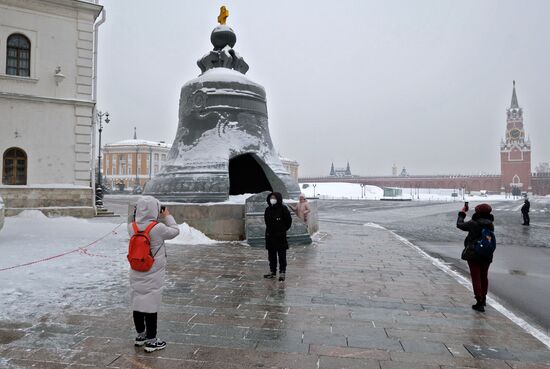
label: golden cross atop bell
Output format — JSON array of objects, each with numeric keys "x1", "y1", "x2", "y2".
[{"x1": 218, "y1": 6, "x2": 229, "y2": 25}]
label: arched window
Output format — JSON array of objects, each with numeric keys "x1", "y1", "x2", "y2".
[
  {"x1": 2, "y1": 148, "x2": 27, "y2": 185},
  {"x1": 6, "y1": 33, "x2": 31, "y2": 77}
]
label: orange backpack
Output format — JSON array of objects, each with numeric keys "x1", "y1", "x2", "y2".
[{"x1": 127, "y1": 221, "x2": 159, "y2": 272}]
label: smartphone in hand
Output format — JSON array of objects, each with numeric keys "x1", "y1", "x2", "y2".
[{"x1": 464, "y1": 202, "x2": 469, "y2": 212}]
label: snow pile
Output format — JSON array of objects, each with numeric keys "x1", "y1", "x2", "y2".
[
  {"x1": 167, "y1": 223, "x2": 218, "y2": 245},
  {"x1": 300, "y1": 182, "x2": 383, "y2": 200},
  {"x1": 162, "y1": 193, "x2": 255, "y2": 207},
  {"x1": 193, "y1": 193, "x2": 255, "y2": 205},
  {"x1": 227, "y1": 194, "x2": 255, "y2": 204},
  {"x1": 195, "y1": 67, "x2": 261, "y2": 86},
  {"x1": 15, "y1": 209, "x2": 48, "y2": 219}
]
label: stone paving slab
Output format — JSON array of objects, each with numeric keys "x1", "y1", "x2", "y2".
[{"x1": 1, "y1": 222, "x2": 550, "y2": 368}]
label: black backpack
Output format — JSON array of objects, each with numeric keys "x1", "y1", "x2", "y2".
[{"x1": 474, "y1": 228, "x2": 496, "y2": 258}]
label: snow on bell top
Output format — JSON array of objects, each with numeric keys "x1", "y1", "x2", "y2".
[{"x1": 197, "y1": 6, "x2": 249, "y2": 75}]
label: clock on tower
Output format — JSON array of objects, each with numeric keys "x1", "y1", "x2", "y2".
[{"x1": 500, "y1": 81, "x2": 532, "y2": 195}]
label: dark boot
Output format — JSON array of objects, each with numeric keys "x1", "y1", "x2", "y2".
[
  {"x1": 481, "y1": 296, "x2": 487, "y2": 307},
  {"x1": 278, "y1": 272, "x2": 285, "y2": 282},
  {"x1": 263, "y1": 272, "x2": 276, "y2": 279},
  {"x1": 472, "y1": 297, "x2": 485, "y2": 312}
]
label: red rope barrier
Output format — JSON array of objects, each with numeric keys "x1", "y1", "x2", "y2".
[{"x1": 0, "y1": 223, "x2": 125, "y2": 272}]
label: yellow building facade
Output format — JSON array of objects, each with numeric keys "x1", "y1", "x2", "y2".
[{"x1": 102, "y1": 139, "x2": 171, "y2": 191}]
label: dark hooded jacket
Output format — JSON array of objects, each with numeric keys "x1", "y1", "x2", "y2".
[
  {"x1": 457, "y1": 211, "x2": 495, "y2": 263},
  {"x1": 264, "y1": 192, "x2": 292, "y2": 250},
  {"x1": 521, "y1": 199, "x2": 530, "y2": 214}
]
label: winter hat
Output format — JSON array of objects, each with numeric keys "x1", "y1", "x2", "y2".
[{"x1": 474, "y1": 203, "x2": 492, "y2": 214}]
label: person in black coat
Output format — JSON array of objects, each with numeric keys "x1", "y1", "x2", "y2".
[
  {"x1": 457, "y1": 203, "x2": 495, "y2": 312},
  {"x1": 521, "y1": 198, "x2": 530, "y2": 226},
  {"x1": 264, "y1": 192, "x2": 292, "y2": 281}
]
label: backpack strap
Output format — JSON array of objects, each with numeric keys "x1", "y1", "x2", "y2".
[
  {"x1": 132, "y1": 221, "x2": 158, "y2": 234},
  {"x1": 143, "y1": 221, "x2": 158, "y2": 236},
  {"x1": 144, "y1": 221, "x2": 163, "y2": 257}
]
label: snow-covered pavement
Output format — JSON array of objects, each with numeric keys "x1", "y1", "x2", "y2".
[
  {"x1": 0, "y1": 211, "x2": 128, "y2": 320},
  {"x1": 0, "y1": 211, "x2": 224, "y2": 322},
  {"x1": 300, "y1": 182, "x2": 533, "y2": 202}
]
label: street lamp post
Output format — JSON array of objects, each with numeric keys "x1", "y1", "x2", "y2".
[
  {"x1": 135, "y1": 147, "x2": 140, "y2": 191},
  {"x1": 96, "y1": 111, "x2": 110, "y2": 207},
  {"x1": 149, "y1": 147, "x2": 153, "y2": 180},
  {"x1": 313, "y1": 183, "x2": 317, "y2": 198}
]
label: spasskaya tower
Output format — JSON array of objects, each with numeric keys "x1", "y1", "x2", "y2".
[{"x1": 500, "y1": 81, "x2": 532, "y2": 195}]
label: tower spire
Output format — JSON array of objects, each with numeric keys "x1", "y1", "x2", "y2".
[
  {"x1": 133, "y1": 126, "x2": 137, "y2": 140},
  {"x1": 510, "y1": 80, "x2": 519, "y2": 109}
]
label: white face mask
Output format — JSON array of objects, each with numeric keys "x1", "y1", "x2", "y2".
[{"x1": 269, "y1": 198, "x2": 277, "y2": 205}]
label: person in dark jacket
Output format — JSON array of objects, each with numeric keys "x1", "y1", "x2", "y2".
[
  {"x1": 521, "y1": 198, "x2": 530, "y2": 226},
  {"x1": 264, "y1": 192, "x2": 292, "y2": 281},
  {"x1": 457, "y1": 203, "x2": 495, "y2": 312}
]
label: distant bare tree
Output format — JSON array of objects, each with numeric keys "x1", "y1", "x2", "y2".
[{"x1": 535, "y1": 162, "x2": 550, "y2": 173}]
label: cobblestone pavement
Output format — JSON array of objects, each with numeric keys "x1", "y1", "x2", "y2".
[{"x1": 1, "y1": 221, "x2": 550, "y2": 368}]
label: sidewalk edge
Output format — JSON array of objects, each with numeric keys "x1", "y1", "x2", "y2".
[{"x1": 371, "y1": 223, "x2": 550, "y2": 350}]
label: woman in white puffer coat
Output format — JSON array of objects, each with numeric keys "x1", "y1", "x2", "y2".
[{"x1": 128, "y1": 196, "x2": 179, "y2": 352}]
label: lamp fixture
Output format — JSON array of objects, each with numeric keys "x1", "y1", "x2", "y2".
[{"x1": 54, "y1": 66, "x2": 66, "y2": 86}]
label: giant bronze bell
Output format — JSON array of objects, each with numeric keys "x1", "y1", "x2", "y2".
[{"x1": 144, "y1": 7, "x2": 301, "y2": 202}]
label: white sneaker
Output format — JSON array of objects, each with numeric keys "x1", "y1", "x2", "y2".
[
  {"x1": 144, "y1": 338, "x2": 167, "y2": 352},
  {"x1": 134, "y1": 332, "x2": 146, "y2": 346}
]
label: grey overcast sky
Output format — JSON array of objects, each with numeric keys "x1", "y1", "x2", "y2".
[{"x1": 97, "y1": 0, "x2": 550, "y2": 177}]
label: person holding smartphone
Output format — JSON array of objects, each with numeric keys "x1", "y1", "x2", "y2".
[
  {"x1": 128, "y1": 196, "x2": 179, "y2": 352},
  {"x1": 456, "y1": 202, "x2": 494, "y2": 312}
]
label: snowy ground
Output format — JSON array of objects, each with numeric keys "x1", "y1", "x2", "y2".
[
  {"x1": 300, "y1": 182, "x2": 527, "y2": 202},
  {"x1": 300, "y1": 183, "x2": 384, "y2": 200},
  {"x1": 0, "y1": 211, "x2": 128, "y2": 320},
  {"x1": 0, "y1": 211, "x2": 216, "y2": 321}
]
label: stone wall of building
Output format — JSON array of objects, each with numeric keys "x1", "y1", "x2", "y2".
[
  {"x1": 0, "y1": 0, "x2": 102, "y2": 216},
  {"x1": 0, "y1": 186, "x2": 95, "y2": 217}
]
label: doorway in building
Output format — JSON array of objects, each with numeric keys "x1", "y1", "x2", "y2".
[
  {"x1": 2, "y1": 147, "x2": 27, "y2": 185},
  {"x1": 229, "y1": 153, "x2": 273, "y2": 195}
]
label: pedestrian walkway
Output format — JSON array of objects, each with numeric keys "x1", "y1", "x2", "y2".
[{"x1": 1, "y1": 222, "x2": 550, "y2": 368}]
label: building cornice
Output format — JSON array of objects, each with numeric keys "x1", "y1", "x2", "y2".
[
  {"x1": 46, "y1": 0, "x2": 103, "y2": 18},
  {"x1": 103, "y1": 146, "x2": 172, "y2": 152},
  {"x1": 0, "y1": 0, "x2": 103, "y2": 20},
  {"x1": 0, "y1": 74, "x2": 39, "y2": 84},
  {"x1": 0, "y1": 92, "x2": 95, "y2": 107}
]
